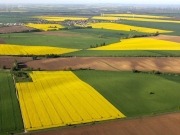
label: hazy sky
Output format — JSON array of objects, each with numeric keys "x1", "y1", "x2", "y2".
[{"x1": 0, "y1": 0, "x2": 180, "y2": 4}]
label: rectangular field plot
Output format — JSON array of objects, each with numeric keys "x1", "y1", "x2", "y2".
[
  {"x1": 36, "y1": 16, "x2": 88, "y2": 22},
  {"x1": 90, "y1": 38, "x2": 180, "y2": 50},
  {"x1": 74, "y1": 70, "x2": 180, "y2": 117},
  {"x1": 16, "y1": 71, "x2": 125, "y2": 131},
  {"x1": 0, "y1": 71, "x2": 24, "y2": 134},
  {"x1": 90, "y1": 22, "x2": 172, "y2": 33},
  {"x1": 0, "y1": 44, "x2": 78, "y2": 55}
]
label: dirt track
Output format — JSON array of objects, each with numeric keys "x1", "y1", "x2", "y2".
[
  {"x1": 26, "y1": 112, "x2": 180, "y2": 135},
  {"x1": 25, "y1": 57, "x2": 180, "y2": 73}
]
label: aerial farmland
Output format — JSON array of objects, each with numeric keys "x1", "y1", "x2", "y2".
[{"x1": 0, "y1": 1, "x2": 180, "y2": 135}]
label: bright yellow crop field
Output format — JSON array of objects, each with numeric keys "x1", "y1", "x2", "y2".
[
  {"x1": 92, "y1": 16, "x2": 120, "y2": 21},
  {"x1": 16, "y1": 71, "x2": 125, "y2": 131},
  {"x1": 90, "y1": 38, "x2": 180, "y2": 50},
  {"x1": 0, "y1": 44, "x2": 78, "y2": 55},
  {"x1": 90, "y1": 23, "x2": 172, "y2": 33},
  {"x1": 36, "y1": 16, "x2": 88, "y2": 22},
  {"x1": 26, "y1": 23, "x2": 64, "y2": 31},
  {"x1": 103, "y1": 14, "x2": 170, "y2": 19},
  {"x1": 92, "y1": 16, "x2": 180, "y2": 23}
]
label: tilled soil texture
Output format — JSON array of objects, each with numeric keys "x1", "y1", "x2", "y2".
[
  {"x1": 25, "y1": 57, "x2": 180, "y2": 73},
  {"x1": 0, "y1": 25, "x2": 36, "y2": 34},
  {"x1": 152, "y1": 35, "x2": 180, "y2": 43},
  {"x1": 0, "y1": 56, "x2": 32, "y2": 69},
  {"x1": 27, "y1": 112, "x2": 180, "y2": 135}
]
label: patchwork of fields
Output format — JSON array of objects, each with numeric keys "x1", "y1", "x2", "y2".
[
  {"x1": 16, "y1": 71, "x2": 125, "y2": 131},
  {"x1": 90, "y1": 38, "x2": 180, "y2": 50},
  {"x1": 0, "y1": 70, "x2": 180, "y2": 134},
  {"x1": 0, "y1": 10, "x2": 180, "y2": 135},
  {"x1": 0, "y1": 44, "x2": 78, "y2": 55},
  {"x1": 0, "y1": 71, "x2": 24, "y2": 134}
]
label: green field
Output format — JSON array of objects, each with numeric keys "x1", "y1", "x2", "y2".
[
  {"x1": 0, "y1": 29, "x2": 125, "y2": 49},
  {"x1": 74, "y1": 70, "x2": 180, "y2": 117},
  {"x1": 0, "y1": 12, "x2": 38, "y2": 23},
  {"x1": 0, "y1": 71, "x2": 24, "y2": 134}
]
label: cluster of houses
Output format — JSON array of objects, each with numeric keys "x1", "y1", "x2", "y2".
[{"x1": 65, "y1": 20, "x2": 89, "y2": 27}]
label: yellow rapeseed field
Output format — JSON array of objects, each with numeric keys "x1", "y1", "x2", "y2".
[
  {"x1": 26, "y1": 23, "x2": 64, "y2": 31},
  {"x1": 92, "y1": 16, "x2": 180, "y2": 23},
  {"x1": 119, "y1": 17, "x2": 180, "y2": 24},
  {"x1": 90, "y1": 23, "x2": 172, "y2": 33},
  {"x1": 0, "y1": 44, "x2": 78, "y2": 55},
  {"x1": 36, "y1": 16, "x2": 88, "y2": 22},
  {"x1": 16, "y1": 71, "x2": 125, "y2": 131},
  {"x1": 92, "y1": 16, "x2": 120, "y2": 21},
  {"x1": 103, "y1": 14, "x2": 170, "y2": 19},
  {"x1": 90, "y1": 38, "x2": 180, "y2": 50}
]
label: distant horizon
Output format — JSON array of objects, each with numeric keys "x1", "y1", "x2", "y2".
[
  {"x1": 0, "y1": 3, "x2": 180, "y2": 6},
  {"x1": 0, "y1": 0, "x2": 180, "y2": 5},
  {"x1": 0, "y1": 2, "x2": 180, "y2": 6}
]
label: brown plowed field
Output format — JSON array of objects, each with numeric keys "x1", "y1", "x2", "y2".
[
  {"x1": 0, "y1": 56, "x2": 32, "y2": 68},
  {"x1": 0, "y1": 25, "x2": 35, "y2": 34},
  {"x1": 152, "y1": 35, "x2": 180, "y2": 43},
  {"x1": 25, "y1": 57, "x2": 180, "y2": 73},
  {"x1": 26, "y1": 112, "x2": 180, "y2": 135}
]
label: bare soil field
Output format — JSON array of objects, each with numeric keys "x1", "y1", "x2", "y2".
[
  {"x1": 25, "y1": 57, "x2": 180, "y2": 73},
  {"x1": 152, "y1": 35, "x2": 180, "y2": 43},
  {"x1": 0, "y1": 25, "x2": 35, "y2": 34},
  {"x1": 0, "y1": 56, "x2": 31, "y2": 69},
  {"x1": 1, "y1": 56, "x2": 180, "y2": 73},
  {"x1": 26, "y1": 112, "x2": 180, "y2": 135}
]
